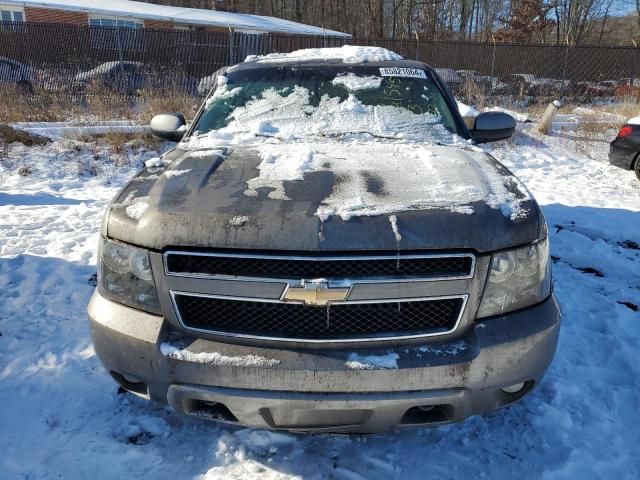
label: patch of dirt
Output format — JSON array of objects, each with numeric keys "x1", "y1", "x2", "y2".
[
  {"x1": 0, "y1": 124, "x2": 50, "y2": 146},
  {"x1": 617, "y1": 301, "x2": 638, "y2": 312},
  {"x1": 620, "y1": 240, "x2": 640, "y2": 251},
  {"x1": 577, "y1": 266, "x2": 604, "y2": 277}
]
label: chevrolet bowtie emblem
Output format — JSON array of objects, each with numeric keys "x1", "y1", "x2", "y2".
[{"x1": 282, "y1": 279, "x2": 350, "y2": 306}]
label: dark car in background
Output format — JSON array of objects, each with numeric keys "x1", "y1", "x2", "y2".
[
  {"x1": 0, "y1": 56, "x2": 34, "y2": 93},
  {"x1": 610, "y1": 119, "x2": 640, "y2": 180},
  {"x1": 73, "y1": 61, "x2": 149, "y2": 96}
]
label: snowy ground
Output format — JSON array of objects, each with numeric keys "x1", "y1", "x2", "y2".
[{"x1": 1, "y1": 116, "x2": 639, "y2": 479}]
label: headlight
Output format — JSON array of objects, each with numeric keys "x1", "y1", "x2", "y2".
[
  {"x1": 477, "y1": 237, "x2": 551, "y2": 318},
  {"x1": 97, "y1": 237, "x2": 161, "y2": 315}
]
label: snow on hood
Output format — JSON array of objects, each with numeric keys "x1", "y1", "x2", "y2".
[
  {"x1": 627, "y1": 115, "x2": 640, "y2": 125},
  {"x1": 179, "y1": 87, "x2": 530, "y2": 223},
  {"x1": 244, "y1": 142, "x2": 532, "y2": 221},
  {"x1": 244, "y1": 45, "x2": 403, "y2": 64}
]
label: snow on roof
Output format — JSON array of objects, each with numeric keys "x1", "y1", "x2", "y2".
[
  {"x1": 3, "y1": 0, "x2": 349, "y2": 36},
  {"x1": 245, "y1": 45, "x2": 402, "y2": 64}
]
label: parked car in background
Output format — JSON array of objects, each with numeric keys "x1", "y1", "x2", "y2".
[
  {"x1": 619, "y1": 78, "x2": 640, "y2": 87},
  {"x1": 0, "y1": 56, "x2": 34, "y2": 93},
  {"x1": 577, "y1": 81, "x2": 616, "y2": 97},
  {"x1": 458, "y1": 70, "x2": 509, "y2": 93},
  {"x1": 434, "y1": 68, "x2": 463, "y2": 89},
  {"x1": 610, "y1": 118, "x2": 640, "y2": 180},
  {"x1": 511, "y1": 73, "x2": 536, "y2": 86},
  {"x1": 456, "y1": 69, "x2": 480, "y2": 79},
  {"x1": 73, "y1": 61, "x2": 149, "y2": 95},
  {"x1": 614, "y1": 79, "x2": 640, "y2": 98},
  {"x1": 89, "y1": 47, "x2": 560, "y2": 434},
  {"x1": 511, "y1": 74, "x2": 569, "y2": 95}
]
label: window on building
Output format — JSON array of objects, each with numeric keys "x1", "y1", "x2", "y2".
[
  {"x1": 0, "y1": 5, "x2": 24, "y2": 31},
  {"x1": 89, "y1": 16, "x2": 145, "y2": 51}
]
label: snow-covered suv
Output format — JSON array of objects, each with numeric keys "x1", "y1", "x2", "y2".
[{"x1": 88, "y1": 46, "x2": 560, "y2": 433}]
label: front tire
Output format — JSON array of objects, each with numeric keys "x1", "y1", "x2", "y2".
[{"x1": 635, "y1": 158, "x2": 640, "y2": 181}]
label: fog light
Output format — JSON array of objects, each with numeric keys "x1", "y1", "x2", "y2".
[{"x1": 501, "y1": 382, "x2": 525, "y2": 394}]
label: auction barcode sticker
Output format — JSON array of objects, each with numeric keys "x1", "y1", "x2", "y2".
[{"x1": 379, "y1": 67, "x2": 427, "y2": 78}]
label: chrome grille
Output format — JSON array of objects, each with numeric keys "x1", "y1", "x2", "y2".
[
  {"x1": 163, "y1": 251, "x2": 476, "y2": 342},
  {"x1": 172, "y1": 293, "x2": 465, "y2": 341},
  {"x1": 165, "y1": 252, "x2": 474, "y2": 280}
]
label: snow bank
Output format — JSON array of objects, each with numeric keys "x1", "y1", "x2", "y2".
[
  {"x1": 245, "y1": 45, "x2": 402, "y2": 64},
  {"x1": 10, "y1": 120, "x2": 147, "y2": 140},
  {"x1": 573, "y1": 107, "x2": 626, "y2": 122},
  {"x1": 160, "y1": 343, "x2": 280, "y2": 367},
  {"x1": 2, "y1": 111, "x2": 640, "y2": 479}
]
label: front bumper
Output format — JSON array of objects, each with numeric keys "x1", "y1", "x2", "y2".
[{"x1": 88, "y1": 291, "x2": 560, "y2": 433}]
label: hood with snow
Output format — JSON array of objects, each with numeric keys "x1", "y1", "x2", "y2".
[{"x1": 103, "y1": 141, "x2": 543, "y2": 253}]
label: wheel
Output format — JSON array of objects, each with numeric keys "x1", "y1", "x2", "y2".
[{"x1": 635, "y1": 158, "x2": 640, "y2": 181}]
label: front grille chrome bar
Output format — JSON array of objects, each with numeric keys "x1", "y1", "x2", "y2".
[{"x1": 163, "y1": 251, "x2": 476, "y2": 284}]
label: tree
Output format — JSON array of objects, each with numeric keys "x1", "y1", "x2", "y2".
[{"x1": 495, "y1": 0, "x2": 555, "y2": 43}]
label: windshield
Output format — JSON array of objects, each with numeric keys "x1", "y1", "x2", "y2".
[{"x1": 189, "y1": 65, "x2": 464, "y2": 143}]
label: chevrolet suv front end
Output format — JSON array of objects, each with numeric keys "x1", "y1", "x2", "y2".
[{"x1": 88, "y1": 47, "x2": 560, "y2": 433}]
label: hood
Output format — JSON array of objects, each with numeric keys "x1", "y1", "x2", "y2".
[{"x1": 105, "y1": 142, "x2": 541, "y2": 253}]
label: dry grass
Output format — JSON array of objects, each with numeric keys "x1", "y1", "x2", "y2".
[
  {"x1": 593, "y1": 97, "x2": 639, "y2": 125},
  {"x1": 92, "y1": 131, "x2": 163, "y2": 156},
  {"x1": 579, "y1": 119, "x2": 618, "y2": 136},
  {"x1": 136, "y1": 88, "x2": 200, "y2": 123},
  {"x1": 525, "y1": 102, "x2": 551, "y2": 120},
  {"x1": 0, "y1": 85, "x2": 200, "y2": 124},
  {"x1": 0, "y1": 87, "x2": 77, "y2": 123},
  {"x1": 0, "y1": 124, "x2": 50, "y2": 146},
  {"x1": 460, "y1": 79, "x2": 488, "y2": 110}
]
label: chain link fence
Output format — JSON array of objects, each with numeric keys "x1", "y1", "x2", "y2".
[{"x1": 0, "y1": 22, "x2": 637, "y2": 104}]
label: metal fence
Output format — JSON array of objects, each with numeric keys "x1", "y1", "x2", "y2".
[{"x1": 0, "y1": 22, "x2": 637, "y2": 103}]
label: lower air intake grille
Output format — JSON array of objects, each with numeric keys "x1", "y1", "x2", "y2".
[{"x1": 173, "y1": 294, "x2": 464, "y2": 340}]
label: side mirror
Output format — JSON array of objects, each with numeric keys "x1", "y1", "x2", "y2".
[
  {"x1": 470, "y1": 111, "x2": 516, "y2": 143},
  {"x1": 150, "y1": 113, "x2": 186, "y2": 142}
]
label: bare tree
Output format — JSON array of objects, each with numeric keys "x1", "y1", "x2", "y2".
[{"x1": 136, "y1": 0, "x2": 627, "y2": 45}]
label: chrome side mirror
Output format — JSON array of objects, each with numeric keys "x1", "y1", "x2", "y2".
[{"x1": 150, "y1": 113, "x2": 186, "y2": 142}]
